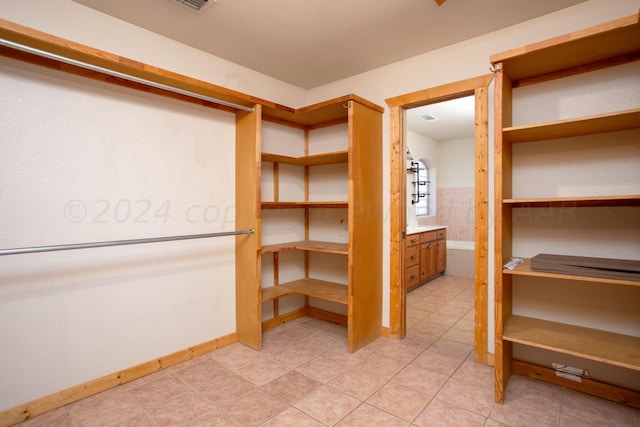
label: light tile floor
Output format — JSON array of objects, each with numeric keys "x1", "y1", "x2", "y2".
[{"x1": 18, "y1": 275, "x2": 640, "y2": 426}]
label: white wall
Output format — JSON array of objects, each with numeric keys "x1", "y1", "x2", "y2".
[
  {"x1": 0, "y1": 54, "x2": 239, "y2": 409},
  {"x1": 437, "y1": 137, "x2": 474, "y2": 189},
  {"x1": 0, "y1": 0, "x2": 639, "y2": 411}
]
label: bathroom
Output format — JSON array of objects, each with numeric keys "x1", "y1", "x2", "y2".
[{"x1": 405, "y1": 95, "x2": 475, "y2": 279}]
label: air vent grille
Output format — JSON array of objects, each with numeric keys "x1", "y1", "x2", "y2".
[{"x1": 172, "y1": 0, "x2": 215, "y2": 12}]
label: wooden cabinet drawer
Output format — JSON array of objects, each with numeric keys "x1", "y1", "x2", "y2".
[
  {"x1": 437, "y1": 229, "x2": 446, "y2": 240},
  {"x1": 405, "y1": 264, "x2": 420, "y2": 288},
  {"x1": 420, "y1": 231, "x2": 437, "y2": 244},
  {"x1": 405, "y1": 245, "x2": 419, "y2": 267},
  {"x1": 406, "y1": 234, "x2": 421, "y2": 247}
]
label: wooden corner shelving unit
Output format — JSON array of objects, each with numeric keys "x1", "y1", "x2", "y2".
[
  {"x1": 491, "y1": 14, "x2": 640, "y2": 407},
  {"x1": 236, "y1": 95, "x2": 383, "y2": 353}
]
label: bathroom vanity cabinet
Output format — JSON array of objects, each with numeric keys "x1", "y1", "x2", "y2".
[{"x1": 405, "y1": 227, "x2": 446, "y2": 291}]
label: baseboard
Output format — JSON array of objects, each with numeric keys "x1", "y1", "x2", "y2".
[
  {"x1": 512, "y1": 360, "x2": 640, "y2": 409},
  {"x1": 0, "y1": 332, "x2": 237, "y2": 426}
]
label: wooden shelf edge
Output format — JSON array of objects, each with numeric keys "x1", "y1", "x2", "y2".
[
  {"x1": 262, "y1": 151, "x2": 348, "y2": 166},
  {"x1": 503, "y1": 108, "x2": 640, "y2": 143},
  {"x1": 504, "y1": 195, "x2": 640, "y2": 208},
  {"x1": 261, "y1": 278, "x2": 348, "y2": 305},
  {"x1": 490, "y1": 14, "x2": 640, "y2": 81},
  {"x1": 261, "y1": 201, "x2": 348, "y2": 209},
  {"x1": 512, "y1": 360, "x2": 640, "y2": 409},
  {"x1": 504, "y1": 258, "x2": 640, "y2": 286},
  {"x1": 261, "y1": 240, "x2": 348, "y2": 255},
  {"x1": 504, "y1": 315, "x2": 640, "y2": 371}
]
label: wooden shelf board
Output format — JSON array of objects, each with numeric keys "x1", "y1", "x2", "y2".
[
  {"x1": 504, "y1": 258, "x2": 640, "y2": 286},
  {"x1": 261, "y1": 201, "x2": 348, "y2": 209},
  {"x1": 504, "y1": 195, "x2": 640, "y2": 208},
  {"x1": 261, "y1": 240, "x2": 348, "y2": 255},
  {"x1": 261, "y1": 278, "x2": 348, "y2": 304},
  {"x1": 262, "y1": 151, "x2": 348, "y2": 166},
  {"x1": 262, "y1": 94, "x2": 384, "y2": 128},
  {"x1": 504, "y1": 315, "x2": 640, "y2": 371},
  {"x1": 490, "y1": 14, "x2": 640, "y2": 81},
  {"x1": 503, "y1": 108, "x2": 640, "y2": 143}
]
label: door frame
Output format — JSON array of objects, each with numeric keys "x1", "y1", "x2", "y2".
[{"x1": 386, "y1": 74, "x2": 494, "y2": 364}]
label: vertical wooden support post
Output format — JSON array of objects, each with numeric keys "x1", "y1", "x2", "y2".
[
  {"x1": 474, "y1": 86, "x2": 490, "y2": 364},
  {"x1": 236, "y1": 104, "x2": 262, "y2": 350}
]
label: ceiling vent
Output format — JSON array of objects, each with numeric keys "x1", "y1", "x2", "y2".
[
  {"x1": 171, "y1": 0, "x2": 215, "y2": 12},
  {"x1": 418, "y1": 114, "x2": 440, "y2": 122}
]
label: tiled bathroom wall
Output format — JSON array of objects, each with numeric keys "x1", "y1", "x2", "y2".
[{"x1": 417, "y1": 187, "x2": 475, "y2": 278}]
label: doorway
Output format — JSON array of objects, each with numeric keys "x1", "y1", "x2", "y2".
[{"x1": 386, "y1": 74, "x2": 493, "y2": 364}]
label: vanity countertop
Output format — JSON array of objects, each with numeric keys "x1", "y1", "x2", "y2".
[{"x1": 406, "y1": 225, "x2": 446, "y2": 235}]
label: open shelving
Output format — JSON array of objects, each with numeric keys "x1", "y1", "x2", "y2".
[
  {"x1": 492, "y1": 14, "x2": 640, "y2": 408},
  {"x1": 236, "y1": 95, "x2": 383, "y2": 353}
]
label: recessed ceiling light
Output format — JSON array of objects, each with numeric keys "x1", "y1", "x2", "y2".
[{"x1": 418, "y1": 114, "x2": 439, "y2": 122}]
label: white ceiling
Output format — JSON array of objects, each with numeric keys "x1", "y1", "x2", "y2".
[
  {"x1": 73, "y1": 0, "x2": 587, "y2": 89},
  {"x1": 407, "y1": 96, "x2": 475, "y2": 141}
]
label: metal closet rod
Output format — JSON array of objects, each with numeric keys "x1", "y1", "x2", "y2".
[
  {"x1": 0, "y1": 38, "x2": 255, "y2": 112},
  {"x1": 0, "y1": 229, "x2": 254, "y2": 256}
]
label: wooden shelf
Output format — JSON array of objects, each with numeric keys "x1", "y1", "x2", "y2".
[
  {"x1": 490, "y1": 14, "x2": 640, "y2": 82},
  {"x1": 262, "y1": 151, "x2": 348, "y2": 166},
  {"x1": 261, "y1": 94, "x2": 384, "y2": 128},
  {"x1": 504, "y1": 258, "x2": 640, "y2": 286},
  {"x1": 261, "y1": 278, "x2": 348, "y2": 304},
  {"x1": 261, "y1": 201, "x2": 348, "y2": 209},
  {"x1": 261, "y1": 240, "x2": 348, "y2": 255},
  {"x1": 503, "y1": 108, "x2": 640, "y2": 143},
  {"x1": 504, "y1": 195, "x2": 640, "y2": 208},
  {"x1": 504, "y1": 315, "x2": 640, "y2": 372}
]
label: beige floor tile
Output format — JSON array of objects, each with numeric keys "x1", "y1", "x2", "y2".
[
  {"x1": 490, "y1": 399, "x2": 560, "y2": 427},
  {"x1": 67, "y1": 391, "x2": 144, "y2": 426},
  {"x1": 127, "y1": 375, "x2": 190, "y2": 405},
  {"x1": 295, "y1": 355, "x2": 348, "y2": 383},
  {"x1": 230, "y1": 354, "x2": 291, "y2": 385},
  {"x1": 262, "y1": 370, "x2": 322, "y2": 404},
  {"x1": 371, "y1": 337, "x2": 426, "y2": 362},
  {"x1": 436, "y1": 377, "x2": 494, "y2": 416},
  {"x1": 265, "y1": 340, "x2": 324, "y2": 368},
  {"x1": 144, "y1": 390, "x2": 217, "y2": 426},
  {"x1": 428, "y1": 337, "x2": 473, "y2": 359},
  {"x1": 411, "y1": 349, "x2": 465, "y2": 376},
  {"x1": 411, "y1": 319, "x2": 450, "y2": 336},
  {"x1": 451, "y1": 360, "x2": 494, "y2": 390},
  {"x1": 336, "y1": 403, "x2": 410, "y2": 426},
  {"x1": 175, "y1": 357, "x2": 229, "y2": 389},
  {"x1": 193, "y1": 371, "x2": 256, "y2": 403},
  {"x1": 329, "y1": 369, "x2": 389, "y2": 400},
  {"x1": 355, "y1": 353, "x2": 407, "y2": 380},
  {"x1": 561, "y1": 389, "x2": 635, "y2": 427},
  {"x1": 260, "y1": 407, "x2": 326, "y2": 426},
  {"x1": 294, "y1": 384, "x2": 361, "y2": 426},
  {"x1": 210, "y1": 341, "x2": 263, "y2": 370},
  {"x1": 215, "y1": 387, "x2": 289, "y2": 426},
  {"x1": 366, "y1": 382, "x2": 432, "y2": 422},
  {"x1": 414, "y1": 398, "x2": 486, "y2": 427},
  {"x1": 391, "y1": 364, "x2": 449, "y2": 396},
  {"x1": 426, "y1": 312, "x2": 462, "y2": 327},
  {"x1": 441, "y1": 326, "x2": 474, "y2": 345}
]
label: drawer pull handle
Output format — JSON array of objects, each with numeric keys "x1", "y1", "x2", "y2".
[
  {"x1": 410, "y1": 255, "x2": 417, "y2": 260},
  {"x1": 410, "y1": 274, "x2": 417, "y2": 280}
]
